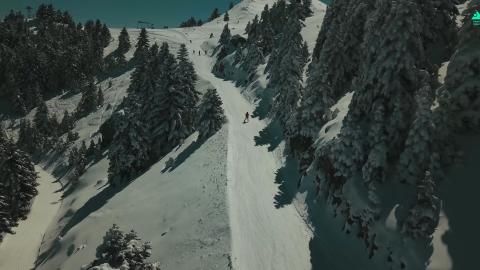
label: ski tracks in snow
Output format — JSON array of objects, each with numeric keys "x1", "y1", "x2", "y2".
[{"x1": 188, "y1": 43, "x2": 312, "y2": 270}]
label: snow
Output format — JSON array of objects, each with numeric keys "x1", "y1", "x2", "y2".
[
  {"x1": 0, "y1": 166, "x2": 62, "y2": 270},
  {"x1": 2, "y1": 1, "x2": 329, "y2": 269},
  {"x1": 316, "y1": 92, "x2": 353, "y2": 146},
  {"x1": 385, "y1": 204, "x2": 399, "y2": 231},
  {"x1": 427, "y1": 210, "x2": 452, "y2": 270},
  {"x1": 192, "y1": 47, "x2": 312, "y2": 270}
]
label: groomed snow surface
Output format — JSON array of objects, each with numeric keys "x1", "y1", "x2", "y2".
[{"x1": 0, "y1": 166, "x2": 62, "y2": 270}]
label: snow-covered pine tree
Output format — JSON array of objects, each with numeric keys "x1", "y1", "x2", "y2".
[
  {"x1": 224, "y1": 11, "x2": 230, "y2": 22},
  {"x1": 219, "y1": 23, "x2": 232, "y2": 47},
  {"x1": 86, "y1": 224, "x2": 160, "y2": 269},
  {"x1": 296, "y1": 0, "x2": 374, "y2": 145},
  {"x1": 66, "y1": 130, "x2": 79, "y2": 143},
  {"x1": 329, "y1": 0, "x2": 425, "y2": 185},
  {"x1": 87, "y1": 140, "x2": 96, "y2": 157},
  {"x1": 197, "y1": 88, "x2": 226, "y2": 140},
  {"x1": 117, "y1": 27, "x2": 131, "y2": 55},
  {"x1": 417, "y1": 0, "x2": 458, "y2": 65},
  {"x1": 402, "y1": 171, "x2": 440, "y2": 239},
  {"x1": 302, "y1": 0, "x2": 313, "y2": 18},
  {"x1": 209, "y1": 8, "x2": 221, "y2": 21},
  {"x1": 269, "y1": 8, "x2": 308, "y2": 127},
  {"x1": 397, "y1": 72, "x2": 435, "y2": 185},
  {"x1": 16, "y1": 119, "x2": 37, "y2": 154},
  {"x1": 108, "y1": 108, "x2": 150, "y2": 185},
  {"x1": 76, "y1": 80, "x2": 98, "y2": 118},
  {"x1": 0, "y1": 135, "x2": 38, "y2": 236},
  {"x1": 79, "y1": 140, "x2": 88, "y2": 157},
  {"x1": 60, "y1": 109, "x2": 75, "y2": 133},
  {"x1": 68, "y1": 145, "x2": 79, "y2": 167},
  {"x1": 148, "y1": 49, "x2": 191, "y2": 158},
  {"x1": 132, "y1": 28, "x2": 149, "y2": 64},
  {"x1": 307, "y1": 0, "x2": 437, "y2": 260},
  {"x1": 176, "y1": 44, "x2": 200, "y2": 134},
  {"x1": 443, "y1": 1, "x2": 480, "y2": 131},
  {"x1": 97, "y1": 86, "x2": 104, "y2": 107},
  {"x1": 34, "y1": 94, "x2": 54, "y2": 138}
]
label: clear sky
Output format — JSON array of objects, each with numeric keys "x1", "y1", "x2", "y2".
[{"x1": 0, "y1": 0, "x2": 240, "y2": 28}]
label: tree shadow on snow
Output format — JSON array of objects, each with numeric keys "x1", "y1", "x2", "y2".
[
  {"x1": 439, "y1": 134, "x2": 480, "y2": 270},
  {"x1": 274, "y1": 155, "x2": 301, "y2": 209},
  {"x1": 252, "y1": 88, "x2": 274, "y2": 120},
  {"x1": 36, "y1": 183, "x2": 120, "y2": 266},
  {"x1": 254, "y1": 121, "x2": 283, "y2": 152},
  {"x1": 163, "y1": 137, "x2": 206, "y2": 173}
]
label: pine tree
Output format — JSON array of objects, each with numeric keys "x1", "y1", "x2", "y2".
[
  {"x1": 307, "y1": 0, "x2": 433, "y2": 255},
  {"x1": 209, "y1": 8, "x2": 221, "y2": 21},
  {"x1": 219, "y1": 23, "x2": 232, "y2": 47},
  {"x1": 34, "y1": 95, "x2": 54, "y2": 141},
  {"x1": 398, "y1": 73, "x2": 435, "y2": 185},
  {"x1": 140, "y1": 45, "x2": 189, "y2": 158},
  {"x1": 0, "y1": 136, "x2": 38, "y2": 237},
  {"x1": 269, "y1": 9, "x2": 308, "y2": 127},
  {"x1": 402, "y1": 171, "x2": 440, "y2": 239},
  {"x1": 76, "y1": 80, "x2": 98, "y2": 118},
  {"x1": 87, "y1": 140, "x2": 96, "y2": 157},
  {"x1": 176, "y1": 44, "x2": 200, "y2": 134},
  {"x1": 117, "y1": 27, "x2": 131, "y2": 55},
  {"x1": 60, "y1": 110, "x2": 75, "y2": 133},
  {"x1": 17, "y1": 119, "x2": 37, "y2": 154},
  {"x1": 297, "y1": 0, "x2": 374, "y2": 142},
  {"x1": 108, "y1": 108, "x2": 150, "y2": 185},
  {"x1": 444, "y1": 2, "x2": 480, "y2": 130},
  {"x1": 197, "y1": 89, "x2": 226, "y2": 140},
  {"x1": 97, "y1": 86, "x2": 104, "y2": 106},
  {"x1": 66, "y1": 130, "x2": 79, "y2": 143},
  {"x1": 133, "y1": 28, "x2": 150, "y2": 64},
  {"x1": 224, "y1": 11, "x2": 230, "y2": 22},
  {"x1": 86, "y1": 224, "x2": 160, "y2": 269},
  {"x1": 229, "y1": 2, "x2": 234, "y2": 9}
]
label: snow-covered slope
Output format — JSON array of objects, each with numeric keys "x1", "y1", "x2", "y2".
[
  {"x1": 2, "y1": 1, "x2": 330, "y2": 269},
  {"x1": 0, "y1": 166, "x2": 61, "y2": 270}
]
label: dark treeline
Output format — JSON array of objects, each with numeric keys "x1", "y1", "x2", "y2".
[
  {"x1": 0, "y1": 4, "x2": 110, "y2": 115},
  {"x1": 0, "y1": 129, "x2": 38, "y2": 241}
]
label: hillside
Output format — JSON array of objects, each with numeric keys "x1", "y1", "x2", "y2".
[{"x1": 0, "y1": 0, "x2": 476, "y2": 270}]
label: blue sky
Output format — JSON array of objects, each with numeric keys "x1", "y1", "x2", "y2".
[{"x1": 0, "y1": 0, "x2": 240, "y2": 28}]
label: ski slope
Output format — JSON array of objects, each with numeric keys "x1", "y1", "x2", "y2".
[
  {"x1": 0, "y1": 166, "x2": 61, "y2": 270},
  {"x1": 191, "y1": 49, "x2": 312, "y2": 270},
  {"x1": 1, "y1": 1, "x2": 328, "y2": 269}
]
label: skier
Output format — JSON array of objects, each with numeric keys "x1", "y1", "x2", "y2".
[
  {"x1": 210, "y1": 33, "x2": 214, "y2": 38},
  {"x1": 193, "y1": 49, "x2": 195, "y2": 55},
  {"x1": 198, "y1": 50, "x2": 201, "y2": 56},
  {"x1": 244, "y1": 112, "x2": 249, "y2": 123}
]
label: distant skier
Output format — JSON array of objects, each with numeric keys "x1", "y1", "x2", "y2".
[
  {"x1": 198, "y1": 50, "x2": 201, "y2": 56},
  {"x1": 189, "y1": 39, "x2": 192, "y2": 43},
  {"x1": 193, "y1": 49, "x2": 195, "y2": 55},
  {"x1": 244, "y1": 112, "x2": 249, "y2": 123},
  {"x1": 210, "y1": 33, "x2": 214, "y2": 38},
  {"x1": 205, "y1": 50, "x2": 207, "y2": 55}
]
